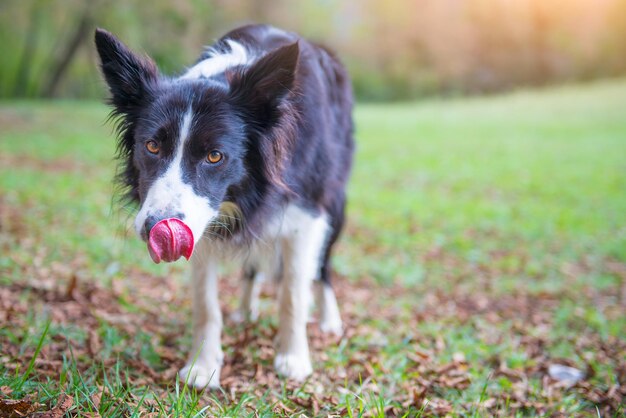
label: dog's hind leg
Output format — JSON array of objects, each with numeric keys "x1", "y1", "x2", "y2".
[
  {"x1": 179, "y1": 241, "x2": 223, "y2": 389},
  {"x1": 314, "y1": 193, "x2": 345, "y2": 336},
  {"x1": 232, "y1": 247, "x2": 282, "y2": 323},
  {"x1": 314, "y1": 239, "x2": 343, "y2": 336},
  {"x1": 231, "y1": 265, "x2": 263, "y2": 323},
  {"x1": 314, "y1": 280, "x2": 343, "y2": 336}
]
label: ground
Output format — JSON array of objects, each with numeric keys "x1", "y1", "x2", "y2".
[{"x1": 0, "y1": 79, "x2": 625, "y2": 417}]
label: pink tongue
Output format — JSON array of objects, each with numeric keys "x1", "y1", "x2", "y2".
[{"x1": 147, "y1": 218, "x2": 194, "y2": 263}]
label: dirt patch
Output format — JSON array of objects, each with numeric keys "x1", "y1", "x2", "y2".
[
  {"x1": 0, "y1": 195, "x2": 27, "y2": 238},
  {"x1": 0, "y1": 109, "x2": 35, "y2": 133},
  {"x1": 0, "y1": 154, "x2": 88, "y2": 175}
]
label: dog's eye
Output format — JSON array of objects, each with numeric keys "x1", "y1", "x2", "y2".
[
  {"x1": 145, "y1": 140, "x2": 160, "y2": 154},
  {"x1": 207, "y1": 150, "x2": 223, "y2": 164}
]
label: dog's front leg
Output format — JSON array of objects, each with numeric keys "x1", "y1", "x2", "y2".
[
  {"x1": 179, "y1": 247, "x2": 223, "y2": 389},
  {"x1": 274, "y1": 211, "x2": 328, "y2": 380}
]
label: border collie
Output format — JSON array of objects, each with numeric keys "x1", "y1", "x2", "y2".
[{"x1": 95, "y1": 24, "x2": 354, "y2": 388}]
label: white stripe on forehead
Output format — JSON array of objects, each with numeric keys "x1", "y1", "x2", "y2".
[
  {"x1": 157, "y1": 108, "x2": 193, "y2": 194},
  {"x1": 173, "y1": 109, "x2": 193, "y2": 166},
  {"x1": 180, "y1": 40, "x2": 249, "y2": 80}
]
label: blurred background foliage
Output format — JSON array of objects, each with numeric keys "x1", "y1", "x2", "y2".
[{"x1": 1, "y1": 0, "x2": 625, "y2": 101}]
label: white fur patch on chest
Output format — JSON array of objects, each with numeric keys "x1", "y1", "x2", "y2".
[
  {"x1": 180, "y1": 40, "x2": 249, "y2": 80},
  {"x1": 202, "y1": 205, "x2": 329, "y2": 283}
]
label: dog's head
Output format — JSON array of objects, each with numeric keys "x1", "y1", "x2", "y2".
[{"x1": 95, "y1": 29, "x2": 298, "y2": 262}]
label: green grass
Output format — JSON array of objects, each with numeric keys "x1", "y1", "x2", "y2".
[
  {"x1": 1, "y1": 79, "x2": 625, "y2": 416},
  {"x1": 342, "y1": 80, "x2": 626, "y2": 286}
]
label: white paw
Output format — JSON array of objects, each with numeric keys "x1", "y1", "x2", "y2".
[
  {"x1": 229, "y1": 309, "x2": 258, "y2": 323},
  {"x1": 229, "y1": 310, "x2": 245, "y2": 324},
  {"x1": 274, "y1": 353, "x2": 312, "y2": 381},
  {"x1": 179, "y1": 363, "x2": 221, "y2": 389},
  {"x1": 320, "y1": 317, "x2": 343, "y2": 336}
]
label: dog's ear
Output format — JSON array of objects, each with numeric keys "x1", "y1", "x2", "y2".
[
  {"x1": 95, "y1": 28, "x2": 159, "y2": 112},
  {"x1": 228, "y1": 42, "x2": 299, "y2": 126}
]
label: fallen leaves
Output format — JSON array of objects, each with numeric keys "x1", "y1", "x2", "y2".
[
  {"x1": 0, "y1": 396, "x2": 41, "y2": 418},
  {"x1": 32, "y1": 393, "x2": 74, "y2": 418},
  {"x1": 0, "y1": 232, "x2": 625, "y2": 416},
  {"x1": 0, "y1": 390, "x2": 77, "y2": 418}
]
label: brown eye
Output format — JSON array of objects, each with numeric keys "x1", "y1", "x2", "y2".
[
  {"x1": 207, "y1": 150, "x2": 223, "y2": 164},
  {"x1": 145, "y1": 140, "x2": 160, "y2": 154}
]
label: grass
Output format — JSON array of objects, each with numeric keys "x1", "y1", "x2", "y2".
[{"x1": 1, "y1": 78, "x2": 625, "y2": 416}]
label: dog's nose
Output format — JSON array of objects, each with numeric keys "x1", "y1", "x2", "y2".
[
  {"x1": 144, "y1": 215, "x2": 160, "y2": 238},
  {"x1": 143, "y1": 213, "x2": 186, "y2": 239}
]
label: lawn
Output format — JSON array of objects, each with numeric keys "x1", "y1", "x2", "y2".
[{"x1": 0, "y1": 79, "x2": 625, "y2": 416}]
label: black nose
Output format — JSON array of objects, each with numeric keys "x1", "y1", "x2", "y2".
[
  {"x1": 143, "y1": 213, "x2": 186, "y2": 239},
  {"x1": 144, "y1": 215, "x2": 160, "y2": 238}
]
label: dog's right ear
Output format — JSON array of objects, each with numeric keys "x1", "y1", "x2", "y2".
[{"x1": 95, "y1": 28, "x2": 159, "y2": 112}]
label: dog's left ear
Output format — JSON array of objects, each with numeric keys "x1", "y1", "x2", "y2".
[{"x1": 228, "y1": 42, "x2": 299, "y2": 125}]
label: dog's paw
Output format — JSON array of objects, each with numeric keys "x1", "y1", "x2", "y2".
[
  {"x1": 179, "y1": 363, "x2": 221, "y2": 389},
  {"x1": 274, "y1": 353, "x2": 312, "y2": 381},
  {"x1": 229, "y1": 308, "x2": 258, "y2": 324},
  {"x1": 319, "y1": 317, "x2": 343, "y2": 336},
  {"x1": 229, "y1": 310, "x2": 245, "y2": 324}
]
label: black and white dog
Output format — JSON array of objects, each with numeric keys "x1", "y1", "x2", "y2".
[{"x1": 95, "y1": 24, "x2": 354, "y2": 388}]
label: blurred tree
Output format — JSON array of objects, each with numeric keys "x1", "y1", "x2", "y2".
[
  {"x1": 12, "y1": 0, "x2": 44, "y2": 97},
  {"x1": 530, "y1": 0, "x2": 550, "y2": 85},
  {"x1": 604, "y1": 0, "x2": 626, "y2": 74},
  {"x1": 0, "y1": 0, "x2": 624, "y2": 101},
  {"x1": 42, "y1": 1, "x2": 97, "y2": 98}
]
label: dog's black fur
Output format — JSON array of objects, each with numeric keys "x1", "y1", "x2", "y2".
[{"x1": 96, "y1": 23, "x2": 355, "y2": 385}]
